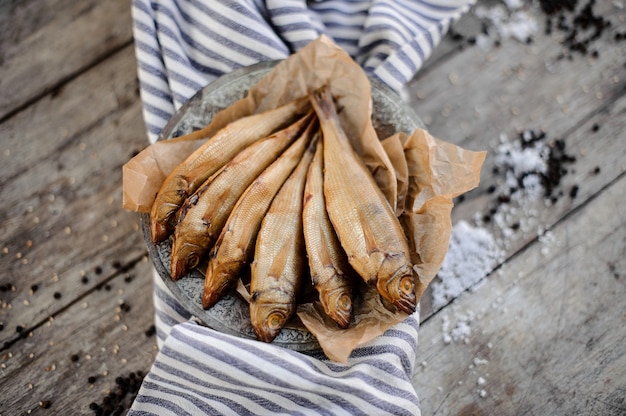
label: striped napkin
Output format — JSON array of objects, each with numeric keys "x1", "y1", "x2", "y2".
[{"x1": 129, "y1": 1, "x2": 473, "y2": 414}]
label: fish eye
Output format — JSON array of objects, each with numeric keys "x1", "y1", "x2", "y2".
[
  {"x1": 267, "y1": 312, "x2": 285, "y2": 330},
  {"x1": 400, "y1": 276, "x2": 414, "y2": 295},
  {"x1": 187, "y1": 254, "x2": 199, "y2": 269},
  {"x1": 338, "y1": 294, "x2": 351, "y2": 311}
]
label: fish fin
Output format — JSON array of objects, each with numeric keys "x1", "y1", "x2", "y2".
[
  {"x1": 358, "y1": 209, "x2": 381, "y2": 256},
  {"x1": 267, "y1": 238, "x2": 292, "y2": 280}
]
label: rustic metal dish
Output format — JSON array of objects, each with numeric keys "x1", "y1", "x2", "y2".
[{"x1": 141, "y1": 60, "x2": 423, "y2": 352}]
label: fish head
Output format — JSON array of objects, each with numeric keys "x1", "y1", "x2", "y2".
[
  {"x1": 202, "y1": 261, "x2": 238, "y2": 309},
  {"x1": 250, "y1": 297, "x2": 292, "y2": 343},
  {"x1": 170, "y1": 239, "x2": 204, "y2": 280},
  {"x1": 377, "y1": 260, "x2": 416, "y2": 315},
  {"x1": 150, "y1": 204, "x2": 178, "y2": 243},
  {"x1": 320, "y1": 285, "x2": 353, "y2": 329}
]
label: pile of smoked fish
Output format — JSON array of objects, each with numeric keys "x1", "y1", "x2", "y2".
[{"x1": 150, "y1": 87, "x2": 417, "y2": 343}]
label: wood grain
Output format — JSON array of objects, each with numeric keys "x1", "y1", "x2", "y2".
[
  {"x1": 0, "y1": 0, "x2": 133, "y2": 121},
  {"x1": 412, "y1": 173, "x2": 626, "y2": 415},
  {"x1": 0, "y1": 258, "x2": 157, "y2": 414},
  {"x1": 0, "y1": 46, "x2": 148, "y2": 347}
]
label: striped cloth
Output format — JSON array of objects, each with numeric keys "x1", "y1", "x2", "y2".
[{"x1": 129, "y1": 0, "x2": 473, "y2": 414}]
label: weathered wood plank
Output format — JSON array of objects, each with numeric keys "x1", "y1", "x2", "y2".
[
  {"x1": 407, "y1": 0, "x2": 626, "y2": 317},
  {"x1": 412, "y1": 173, "x2": 626, "y2": 415},
  {"x1": 0, "y1": 46, "x2": 149, "y2": 347},
  {"x1": 0, "y1": 257, "x2": 157, "y2": 415},
  {"x1": 0, "y1": 0, "x2": 133, "y2": 120}
]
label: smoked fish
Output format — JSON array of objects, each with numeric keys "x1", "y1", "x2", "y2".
[
  {"x1": 310, "y1": 87, "x2": 416, "y2": 314},
  {"x1": 169, "y1": 114, "x2": 313, "y2": 280},
  {"x1": 150, "y1": 96, "x2": 310, "y2": 244},
  {"x1": 201, "y1": 120, "x2": 318, "y2": 310},
  {"x1": 302, "y1": 139, "x2": 354, "y2": 328},
  {"x1": 249, "y1": 135, "x2": 318, "y2": 343}
]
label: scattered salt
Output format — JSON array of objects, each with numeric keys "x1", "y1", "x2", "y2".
[
  {"x1": 477, "y1": 376, "x2": 486, "y2": 385},
  {"x1": 473, "y1": 357, "x2": 489, "y2": 366},
  {"x1": 538, "y1": 229, "x2": 556, "y2": 256},
  {"x1": 494, "y1": 136, "x2": 548, "y2": 178},
  {"x1": 441, "y1": 310, "x2": 476, "y2": 344},
  {"x1": 474, "y1": 4, "x2": 538, "y2": 43},
  {"x1": 431, "y1": 221, "x2": 502, "y2": 309}
]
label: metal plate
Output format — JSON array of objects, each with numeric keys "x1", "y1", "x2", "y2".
[{"x1": 141, "y1": 60, "x2": 423, "y2": 352}]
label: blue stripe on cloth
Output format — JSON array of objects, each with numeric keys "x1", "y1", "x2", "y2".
[
  {"x1": 178, "y1": 323, "x2": 420, "y2": 414},
  {"x1": 144, "y1": 376, "x2": 290, "y2": 415},
  {"x1": 322, "y1": 353, "x2": 413, "y2": 381},
  {"x1": 142, "y1": 101, "x2": 175, "y2": 121},
  {"x1": 155, "y1": 346, "x2": 355, "y2": 415},
  {"x1": 136, "y1": 381, "x2": 227, "y2": 415},
  {"x1": 153, "y1": 276, "x2": 192, "y2": 319},
  {"x1": 149, "y1": 363, "x2": 315, "y2": 415},
  {"x1": 132, "y1": 393, "x2": 194, "y2": 416},
  {"x1": 190, "y1": 1, "x2": 289, "y2": 54},
  {"x1": 163, "y1": 330, "x2": 371, "y2": 413},
  {"x1": 146, "y1": 122, "x2": 165, "y2": 137},
  {"x1": 155, "y1": 2, "x2": 283, "y2": 65},
  {"x1": 309, "y1": 1, "x2": 371, "y2": 15},
  {"x1": 136, "y1": 60, "x2": 169, "y2": 84},
  {"x1": 136, "y1": 36, "x2": 213, "y2": 91},
  {"x1": 150, "y1": 14, "x2": 241, "y2": 74},
  {"x1": 139, "y1": 80, "x2": 174, "y2": 103}
]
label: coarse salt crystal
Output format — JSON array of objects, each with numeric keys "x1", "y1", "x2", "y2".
[
  {"x1": 431, "y1": 221, "x2": 502, "y2": 309},
  {"x1": 474, "y1": 357, "x2": 489, "y2": 366}
]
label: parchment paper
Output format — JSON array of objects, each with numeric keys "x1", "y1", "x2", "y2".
[{"x1": 122, "y1": 35, "x2": 486, "y2": 363}]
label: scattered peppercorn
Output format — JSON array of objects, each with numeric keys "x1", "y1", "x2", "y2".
[
  {"x1": 591, "y1": 123, "x2": 599, "y2": 132},
  {"x1": 88, "y1": 375, "x2": 97, "y2": 384},
  {"x1": 16, "y1": 325, "x2": 24, "y2": 333},
  {"x1": 53, "y1": 292, "x2": 62, "y2": 299},
  {"x1": 70, "y1": 354, "x2": 80, "y2": 362},
  {"x1": 39, "y1": 400, "x2": 52, "y2": 409},
  {"x1": 82, "y1": 276, "x2": 89, "y2": 284},
  {"x1": 0, "y1": 283, "x2": 15, "y2": 292},
  {"x1": 94, "y1": 266, "x2": 103, "y2": 275},
  {"x1": 569, "y1": 185, "x2": 579, "y2": 198},
  {"x1": 30, "y1": 284, "x2": 39, "y2": 293},
  {"x1": 88, "y1": 370, "x2": 145, "y2": 415},
  {"x1": 145, "y1": 324, "x2": 156, "y2": 338}
]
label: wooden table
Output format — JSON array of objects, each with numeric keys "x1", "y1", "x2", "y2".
[{"x1": 1, "y1": 1, "x2": 624, "y2": 414}]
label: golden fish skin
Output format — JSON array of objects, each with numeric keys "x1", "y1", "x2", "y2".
[
  {"x1": 310, "y1": 87, "x2": 416, "y2": 314},
  {"x1": 201, "y1": 120, "x2": 317, "y2": 310},
  {"x1": 169, "y1": 114, "x2": 313, "y2": 280},
  {"x1": 302, "y1": 139, "x2": 353, "y2": 328},
  {"x1": 150, "y1": 96, "x2": 310, "y2": 244},
  {"x1": 250, "y1": 135, "x2": 318, "y2": 343}
]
